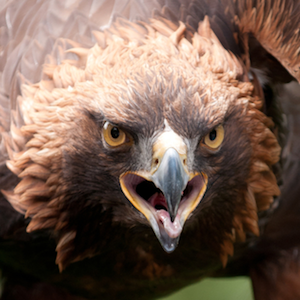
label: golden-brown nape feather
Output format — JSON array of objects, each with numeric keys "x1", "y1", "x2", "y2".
[{"x1": 220, "y1": 76, "x2": 281, "y2": 266}]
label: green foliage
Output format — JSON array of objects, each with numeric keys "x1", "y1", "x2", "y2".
[{"x1": 159, "y1": 277, "x2": 254, "y2": 300}]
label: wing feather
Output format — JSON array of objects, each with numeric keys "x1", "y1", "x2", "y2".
[{"x1": 232, "y1": 0, "x2": 300, "y2": 82}]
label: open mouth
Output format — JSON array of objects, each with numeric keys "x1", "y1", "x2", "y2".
[
  {"x1": 120, "y1": 172, "x2": 207, "y2": 251},
  {"x1": 125, "y1": 174, "x2": 204, "y2": 215},
  {"x1": 137, "y1": 178, "x2": 197, "y2": 211},
  {"x1": 120, "y1": 145, "x2": 207, "y2": 252}
]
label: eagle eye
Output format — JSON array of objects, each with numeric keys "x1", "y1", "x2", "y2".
[
  {"x1": 203, "y1": 124, "x2": 224, "y2": 149},
  {"x1": 103, "y1": 122, "x2": 127, "y2": 147}
]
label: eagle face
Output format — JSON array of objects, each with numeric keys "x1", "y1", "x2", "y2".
[{"x1": 3, "y1": 18, "x2": 281, "y2": 270}]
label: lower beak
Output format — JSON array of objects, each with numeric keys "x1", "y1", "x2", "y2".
[{"x1": 120, "y1": 148, "x2": 207, "y2": 253}]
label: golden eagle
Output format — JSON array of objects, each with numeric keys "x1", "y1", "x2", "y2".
[{"x1": 0, "y1": 0, "x2": 300, "y2": 299}]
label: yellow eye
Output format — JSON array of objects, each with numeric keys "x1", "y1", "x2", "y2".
[
  {"x1": 203, "y1": 125, "x2": 224, "y2": 149},
  {"x1": 103, "y1": 122, "x2": 127, "y2": 147}
]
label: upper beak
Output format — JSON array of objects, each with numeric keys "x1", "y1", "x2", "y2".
[
  {"x1": 150, "y1": 148, "x2": 189, "y2": 222},
  {"x1": 120, "y1": 132, "x2": 207, "y2": 253}
]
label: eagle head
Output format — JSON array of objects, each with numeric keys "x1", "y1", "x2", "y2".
[{"x1": 2, "y1": 18, "x2": 280, "y2": 270}]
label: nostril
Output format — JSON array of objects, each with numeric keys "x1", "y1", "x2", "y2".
[
  {"x1": 183, "y1": 159, "x2": 186, "y2": 165},
  {"x1": 153, "y1": 158, "x2": 159, "y2": 166}
]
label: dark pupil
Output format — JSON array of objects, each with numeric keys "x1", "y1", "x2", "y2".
[
  {"x1": 209, "y1": 129, "x2": 217, "y2": 141},
  {"x1": 111, "y1": 127, "x2": 120, "y2": 139}
]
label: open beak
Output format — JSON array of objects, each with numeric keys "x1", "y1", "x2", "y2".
[{"x1": 120, "y1": 133, "x2": 207, "y2": 253}]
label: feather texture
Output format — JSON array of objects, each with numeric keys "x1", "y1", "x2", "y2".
[{"x1": 0, "y1": 1, "x2": 300, "y2": 299}]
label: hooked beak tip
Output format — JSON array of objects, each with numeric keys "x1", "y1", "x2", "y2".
[{"x1": 159, "y1": 232, "x2": 180, "y2": 253}]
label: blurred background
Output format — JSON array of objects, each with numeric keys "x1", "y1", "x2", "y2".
[
  {"x1": 0, "y1": 270, "x2": 254, "y2": 299},
  {"x1": 159, "y1": 277, "x2": 254, "y2": 300}
]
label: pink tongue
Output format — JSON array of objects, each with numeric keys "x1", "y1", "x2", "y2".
[
  {"x1": 148, "y1": 192, "x2": 182, "y2": 238},
  {"x1": 157, "y1": 210, "x2": 182, "y2": 238}
]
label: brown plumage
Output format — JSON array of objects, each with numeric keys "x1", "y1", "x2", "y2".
[{"x1": 0, "y1": 0, "x2": 300, "y2": 299}]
